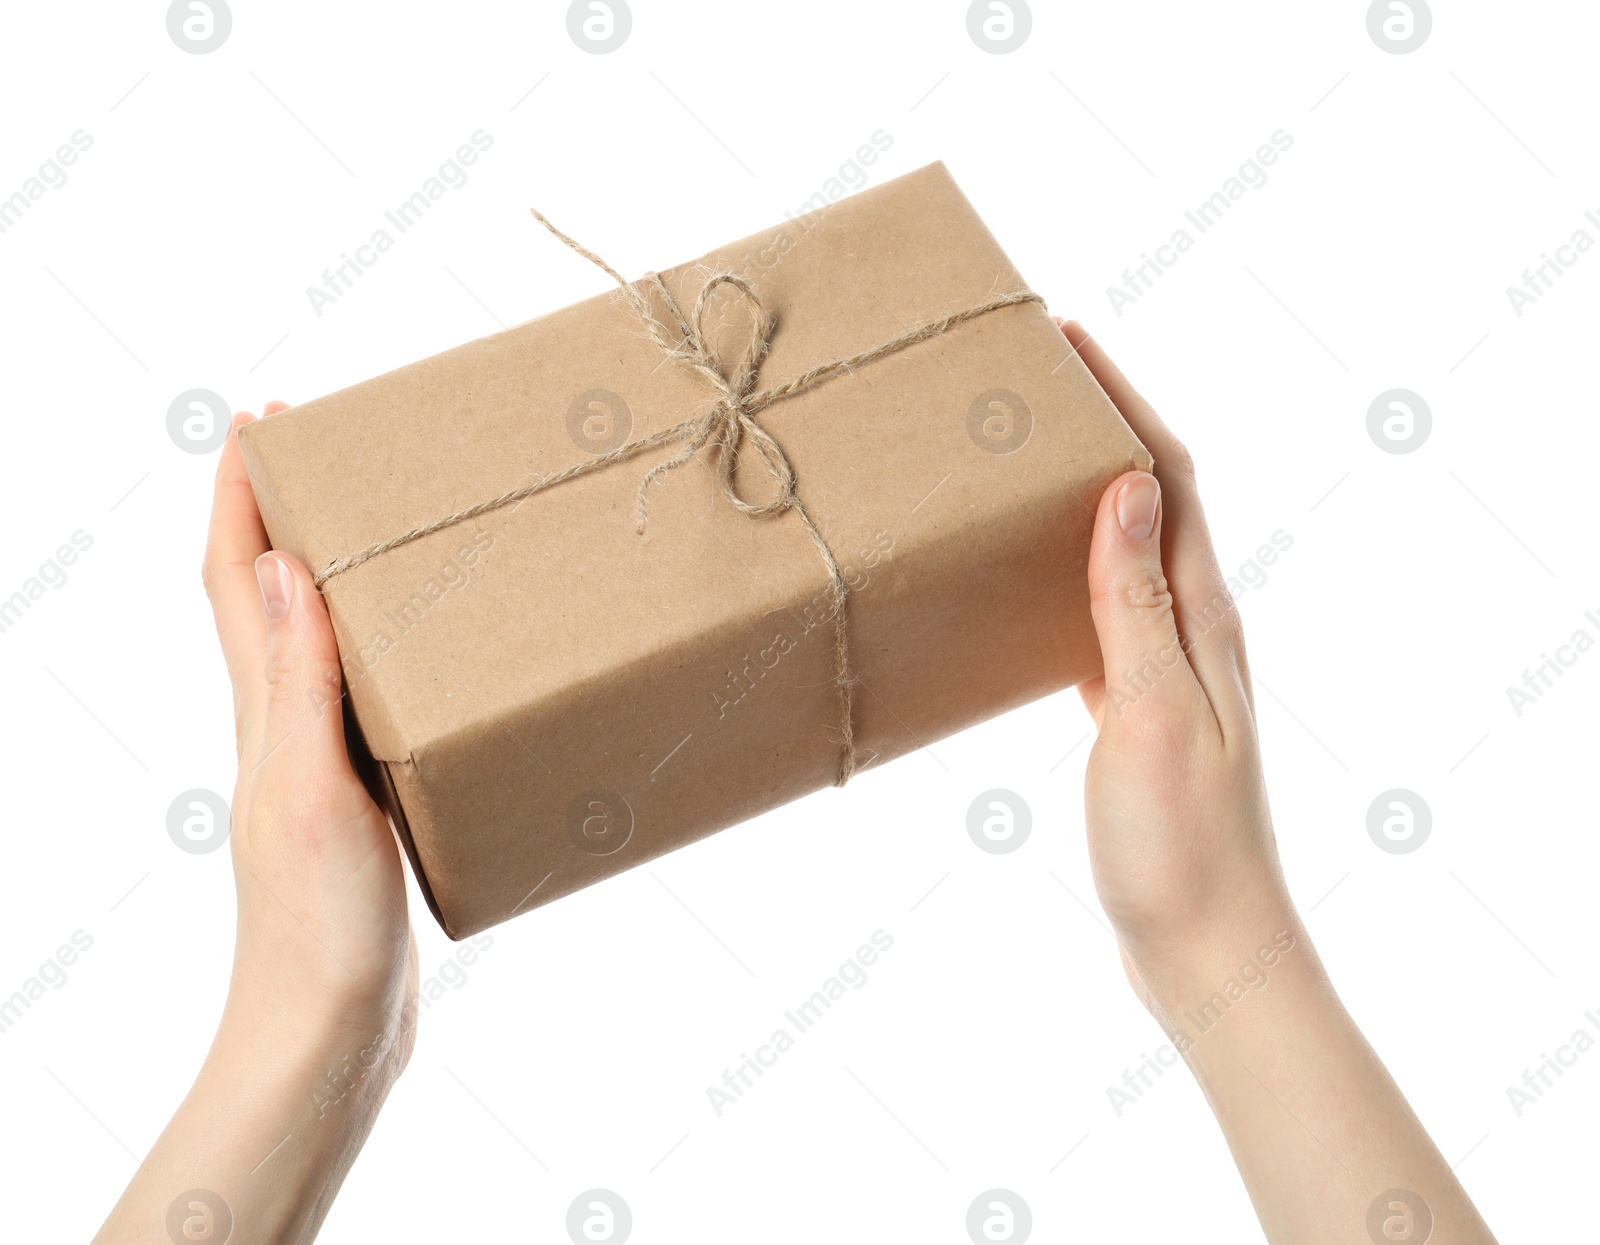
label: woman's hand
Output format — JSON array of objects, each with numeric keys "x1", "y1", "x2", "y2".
[
  {"x1": 1064, "y1": 320, "x2": 1497, "y2": 1244},
  {"x1": 94, "y1": 406, "x2": 417, "y2": 1244},
  {"x1": 206, "y1": 404, "x2": 417, "y2": 1053},
  {"x1": 1060, "y1": 319, "x2": 1293, "y2": 1007}
]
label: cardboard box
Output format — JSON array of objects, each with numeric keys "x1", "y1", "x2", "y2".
[{"x1": 239, "y1": 161, "x2": 1150, "y2": 937}]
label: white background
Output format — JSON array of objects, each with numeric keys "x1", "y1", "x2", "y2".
[{"x1": 1, "y1": 1, "x2": 1594, "y2": 1240}]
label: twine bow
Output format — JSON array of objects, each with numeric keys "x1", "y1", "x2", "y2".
[
  {"x1": 614, "y1": 266, "x2": 795, "y2": 534},
  {"x1": 313, "y1": 207, "x2": 1046, "y2": 786}
]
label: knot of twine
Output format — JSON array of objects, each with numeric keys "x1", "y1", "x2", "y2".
[{"x1": 315, "y1": 207, "x2": 1045, "y2": 786}]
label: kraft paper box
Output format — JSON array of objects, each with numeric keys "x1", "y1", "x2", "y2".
[{"x1": 238, "y1": 162, "x2": 1150, "y2": 938}]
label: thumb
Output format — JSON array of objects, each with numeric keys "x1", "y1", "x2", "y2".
[
  {"x1": 1084, "y1": 472, "x2": 1204, "y2": 728},
  {"x1": 251, "y1": 551, "x2": 357, "y2": 791}
]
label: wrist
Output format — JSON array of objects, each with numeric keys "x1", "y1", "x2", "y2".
[
  {"x1": 1122, "y1": 880, "x2": 1323, "y2": 1024},
  {"x1": 216, "y1": 977, "x2": 415, "y2": 1118},
  {"x1": 224, "y1": 927, "x2": 417, "y2": 1071},
  {"x1": 1146, "y1": 924, "x2": 1320, "y2": 1043}
]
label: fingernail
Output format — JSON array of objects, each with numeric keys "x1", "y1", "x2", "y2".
[
  {"x1": 255, "y1": 552, "x2": 293, "y2": 621},
  {"x1": 1116, "y1": 473, "x2": 1161, "y2": 543}
]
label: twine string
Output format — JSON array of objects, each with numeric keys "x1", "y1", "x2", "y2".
[{"x1": 314, "y1": 207, "x2": 1045, "y2": 786}]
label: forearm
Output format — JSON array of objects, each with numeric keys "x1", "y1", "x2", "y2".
[
  {"x1": 1143, "y1": 899, "x2": 1496, "y2": 1244},
  {"x1": 93, "y1": 994, "x2": 405, "y2": 1245}
]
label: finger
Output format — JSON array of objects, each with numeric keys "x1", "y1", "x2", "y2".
[
  {"x1": 203, "y1": 412, "x2": 272, "y2": 741},
  {"x1": 252, "y1": 551, "x2": 358, "y2": 798},
  {"x1": 1058, "y1": 319, "x2": 1252, "y2": 717},
  {"x1": 1086, "y1": 471, "x2": 1214, "y2": 735},
  {"x1": 264, "y1": 400, "x2": 290, "y2": 416}
]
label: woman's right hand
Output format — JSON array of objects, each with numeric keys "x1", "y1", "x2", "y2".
[
  {"x1": 1059, "y1": 318, "x2": 1497, "y2": 1244},
  {"x1": 1060, "y1": 318, "x2": 1295, "y2": 1007}
]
